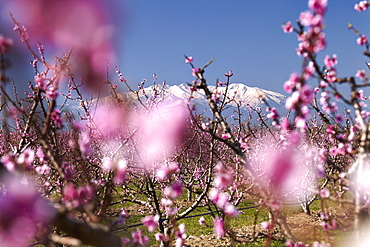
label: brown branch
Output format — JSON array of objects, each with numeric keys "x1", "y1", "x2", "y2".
[{"x1": 54, "y1": 206, "x2": 122, "y2": 247}]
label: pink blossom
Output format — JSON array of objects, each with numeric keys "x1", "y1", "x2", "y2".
[
  {"x1": 132, "y1": 229, "x2": 149, "y2": 246},
  {"x1": 308, "y1": 0, "x2": 328, "y2": 14},
  {"x1": 211, "y1": 91, "x2": 220, "y2": 103},
  {"x1": 335, "y1": 114, "x2": 343, "y2": 123},
  {"x1": 314, "y1": 32, "x2": 326, "y2": 52},
  {"x1": 0, "y1": 175, "x2": 55, "y2": 247},
  {"x1": 16, "y1": 148, "x2": 35, "y2": 167},
  {"x1": 282, "y1": 21, "x2": 294, "y2": 33},
  {"x1": 1, "y1": 154, "x2": 16, "y2": 172},
  {"x1": 224, "y1": 203, "x2": 239, "y2": 217},
  {"x1": 357, "y1": 89, "x2": 365, "y2": 99},
  {"x1": 36, "y1": 147, "x2": 46, "y2": 163},
  {"x1": 165, "y1": 206, "x2": 178, "y2": 216},
  {"x1": 357, "y1": 34, "x2": 368, "y2": 46},
  {"x1": 192, "y1": 68, "x2": 200, "y2": 77},
  {"x1": 46, "y1": 88, "x2": 59, "y2": 100},
  {"x1": 175, "y1": 238, "x2": 184, "y2": 247},
  {"x1": 190, "y1": 85, "x2": 198, "y2": 92},
  {"x1": 324, "y1": 69, "x2": 337, "y2": 83},
  {"x1": 299, "y1": 84, "x2": 314, "y2": 105},
  {"x1": 114, "y1": 159, "x2": 128, "y2": 183},
  {"x1": 161, "y1": 198, "x2": 173, "y2": 207},
  {"x1": 174, "y1": 223, "x2": 187, "y2": 247},
  {"x1": 354, "y1": 1, "x2": 368, "y2": 12},
  {"x1": 221, "y1": 133, "x2": 230, "y2": 139},
  {"x1": 321, "y1": 221, "x2": 331, "y2": 231},
  {"x1": 214, "y1": 162, "x2": 234, "y2": 189},
  {"x1": 267, "y1": 107, "x2": 280, "y2": 119},
  {"x1": 312, "y1": 241, "x2": 331, "y2": 247},
  {"x1": 92, "y1": 103, "x2": 128, "y2": 136},
  {"x1": 101, "y1": 157, "x2": 115, "y2": 171},
  {"x1": 9, "y1": 0, "x2": 119, "y2": 90},
  {"x1": 51, "y1": 109, "x2": 63, "y2": 128},
  {"x1": 268, "y1": 151, "x2": 294, "y2": 188},
  {"x1": 199, "y1": 216, "x2": 206, "y2": 225},
  {"x1": 213, "y1": 217, "x2": 225, "y2": 238},
  {"x1": 35, "y1": 164, "x2": 51, "y2": 175},
  {"x1": 280, "y1": 118, "x2": 290, "y2": 132},
  {"x1": 261, "y1": 221, "x2": 274, "y2": 230},
  {"x1": 295, "y1": 116, "x2": 307, "y2": 130},
  {"x1": 155, "y1": 233, "x2": 163, "y2": 242},
  {"x1": 34, "y1": 73, "x2": 48, "y2": 91},
  {"x1": 319, "y1": 188, "x2": 330, "y2": 198},
  {"x1": 356, "y1": 69, "x2": 366, "y2": 79},
  {"x1": 301, "y1": 105, "x2": 310, "y2": 119},
  {"x1": 284, "y1": 72, "x2": 300, "y2": 93},
  {"x1": 133, "y1": 99, "x2": 188, "y2": 166},
  {"x1": 156, "y1": 162, "x2": 179, "y2": 180},
  {"x1": 185, "y1": 56, "x2": 193, "y2": 63},
  {"x1": 324, "y1": 54, "x2": 338, "y2": 68},
  {"x1": 163, "y1": 181, "x2": 183, "y2": 199},
  {"x1": 209, "y1": 189, "x2": 229, "y2": 208},
  {"x1": 319, "y1": 80, "x2": 328, "y2": 88},
  {"x1": 303, "y1": 61, "x2": 315, "y2": 79},
  {"x1": 78, "y1": 131, "x2": 92, "y2": 158},
  {"x1": 299, "y1": 11, "x2": 314, "y2": 26},
  {"x1": 142, "y1": 215, "x2": 159, "y2": 232},
  {"x1": 63, "y1": 183, "x2": 94, "y2": 208},
  {"x1": 224, "y1": 70, "x2": 234, "y2": 77},
  {"x1": 0, "y1": 35, "x2": 13, "y2": 54},
  {"x1": 285, "y1": 91, "x2": 300, "y2": 110}
]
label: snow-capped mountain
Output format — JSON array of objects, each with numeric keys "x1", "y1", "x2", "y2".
[
  {"x1": 64, "y1": 83, "x2": 287, "y2": 121},
  {"x1": 135, "y1": 83, "x2": 286, "y2": 116}
]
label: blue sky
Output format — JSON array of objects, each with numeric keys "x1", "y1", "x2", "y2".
[
  {"x1": 118, "y1": 1, "x2": 370, "y2": 95},
  {"x1": 1, "y1": 1, "x2": 370, "y2": 96}
]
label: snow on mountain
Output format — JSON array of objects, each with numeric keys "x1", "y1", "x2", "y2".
[
  {"x1": 63, "y1": 83, "x2": 287, "y2": 121},
  {"x1": 138, "y1": 83, "x2": 286, "y2": 115}
]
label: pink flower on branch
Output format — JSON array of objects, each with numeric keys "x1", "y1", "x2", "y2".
[
  {"x1": 356, "y1": 69, "x2": 366, "y2": 79},
  {"x1": 267, "y1": 107, "x2": 280, "y2": 119},
  {"x1": 174, "y1": 223, "x2": 187, "y2": 247},
  {"x1": 0, "y1": 35, "x2": 13, "y2": 54},
  {"x1": 357, "y1": 34, "x2": 368, "y2": 46},
  {"x1": 319, "y1": 188, "x2": 330, "y2": 198},
  {"x1": 156, "y1": 162, "x2": 179, "y2": 180},
  {"x1": 284, "y1": 72, "x2": 300, "y2": 93},
  {"x1": 354, "y1": 1, "x2": 368, "y2": 12},
  {"x1": 163, "y1": 181, "x2": 183, "y2": 199},
  {"x1": 16, "y1": 148, "x2": 35, "y2": 168},
  {"x1": 0, "y1": 174, "x2": 55, "y2": 247},
  {"x1": 323, "y1": 68, "x2": 337, "y2": 83},
  {"x1": 214, "y1": 162, "x2": 234, "y2": 189},
  {"x1": 251, "y1": 135, "x2": 318, "y2": 198},
  {"x1": 92, "y1": 103, "x2": 128, "y2": 136},
  {"x1": 224, "y1": 70, "x2": 234, "y2": 77},
  {"x1": 282, "y1": 21, "x2": 294, "y2": 33},
  {"x1": 142, "y1": 215, "x2": 159, "y2": 232},
  {"x1": 133, "y1": 99, "x2": 188, "y2": 166},
  {"x1": 9, "y1": 0, "x2": 120, "y2": 91},
  {"x1": 192, "y1": 68, "x2": 200, "y2": 77},
  {"x1": 132, "y1": 229, "x2": 149, "y2": 246},
  {"x1": 213, "y1": 217, "x2": 225, "y2": 238},
  {"x1": 308, "y1": 0, "x2": 328, "y2": 14},
  {"x1": 199, "y1": 216, "x2": 206, "y2": 225},
  {"x1": 185, "y1": 56, "x2": 193, "y2": 64},
  {"x1": 299, "y1": 11, "x2": 314, "y2": 27},
  {"x1": 324, "y1": 54, "x2": 337, "y2": 68}
]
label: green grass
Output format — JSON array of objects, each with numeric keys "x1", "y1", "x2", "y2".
[{"x1": 115, "y1": 198, "x2": 287, "y2": 246}]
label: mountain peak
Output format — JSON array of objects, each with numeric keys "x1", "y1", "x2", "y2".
[{"x1": 130, "y1": 82, "x2": 286, "y2": 119}]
